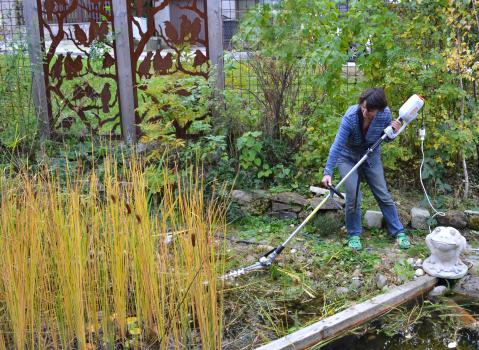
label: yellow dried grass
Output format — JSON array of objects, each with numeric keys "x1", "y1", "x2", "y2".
[{"x1": 0, "y1": 155, "x2": 226, "y2": 349}]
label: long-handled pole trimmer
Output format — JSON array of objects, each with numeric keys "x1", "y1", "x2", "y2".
[{"x1": 220, "y1": 95, "x2": 425, "y2": 280}]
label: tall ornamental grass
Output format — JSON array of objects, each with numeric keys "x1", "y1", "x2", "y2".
[{"x1": 0, "y1": 156, "x2": 226, "y2": 349}]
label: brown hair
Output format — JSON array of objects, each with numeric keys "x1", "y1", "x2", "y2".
[{"x1": 358, "y1": 88, "x2": 388, "y2": 111}]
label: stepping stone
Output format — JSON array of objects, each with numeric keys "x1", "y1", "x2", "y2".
[
  {"x1": 411, "y1": 207, "x2": 430, "y2": 230},
  {"x1": 364, "y1": 210, "x2": 383, "y2": 228}
]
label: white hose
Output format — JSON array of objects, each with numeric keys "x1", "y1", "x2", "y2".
[{"x1": 419, "y1": 129, "x2": 445, "y2": 233}]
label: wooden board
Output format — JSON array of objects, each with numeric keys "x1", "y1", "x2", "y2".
[
  {"x1": 112, "y1": 0, "x2": 137, "y2": 144},
  {"x1": 206, "y1": 0, "x2": 224, "y2": 90},
  {"x1": 255, "y1": 275, "x2": 437, "y2": 350}
]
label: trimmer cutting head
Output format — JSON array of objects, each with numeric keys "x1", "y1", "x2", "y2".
[{"x1": 219, "y1": 261, "x2": 267, "y2": 280}]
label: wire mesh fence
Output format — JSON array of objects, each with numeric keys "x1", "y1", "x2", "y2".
[
  {"x1": 0, "y1": 0, "x2": 35, "y2": 149},
  {"x1": 221, "y1": 0, "x2": 359, "y2": 111},
  {"x1": 221, "y1": 0, "x2": 278, "y2": 108}
]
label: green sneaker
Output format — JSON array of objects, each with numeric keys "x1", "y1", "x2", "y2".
[
  {"x1": 348, "y1": 236, "x2": 362, "y2": 251},
  {"x1": 396, "y1": 232, "x2": 410, "y2": 250}
]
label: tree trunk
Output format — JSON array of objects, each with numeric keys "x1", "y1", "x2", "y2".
[
  {"x1": 456, "y1": 32, "x2": 470, "y2": 199},
  {"x1": 477, "y1": 143, "x2": 479, "y2": 170}
]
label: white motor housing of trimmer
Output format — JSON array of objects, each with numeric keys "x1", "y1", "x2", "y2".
[{"x1": 384, "y1": 94, "x2": 425, "y2": 139}]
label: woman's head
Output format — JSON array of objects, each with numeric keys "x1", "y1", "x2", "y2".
[
  {"x1": 358, "y1": 88, "x2": 388, "y2": 112},
  {"x1": 358, "y1": 88, "x2": 388, "y2": 120}
]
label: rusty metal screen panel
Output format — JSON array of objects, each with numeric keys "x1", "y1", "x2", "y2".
[
  {"x1": 128, "y1": 0, "x2": 210, "y2": 125},
  {"x1": 38, "y1": 0, "x2": 121, "y2": 137}
]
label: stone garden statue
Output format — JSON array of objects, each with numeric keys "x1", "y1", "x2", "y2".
[{"x1": 423, "y1": 226, "x2": 468, "y2": 279}]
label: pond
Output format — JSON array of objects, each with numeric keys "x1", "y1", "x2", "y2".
[{"x1": 323, "y1": 295, "x2": 479, "y2": 350}]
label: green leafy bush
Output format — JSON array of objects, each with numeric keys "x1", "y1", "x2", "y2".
[
  {"x1": 225, "y1": 0, "x2": 479, "y2": 194},
  {"x1": 236, "y1": 131, "x2": 271, "y2": 177},
  {"x1": 138, "y1": 73, "x2": 212, "y2": 155},
  {"x1": 0, "y1": 45, "x2": 37, "y2": 152}
]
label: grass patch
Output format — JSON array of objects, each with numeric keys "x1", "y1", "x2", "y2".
[
  {"x1": 230, "y1": 214, "x2": 298, "y2": 244},
  {"x1": 406, "y1": 241, "x2": 429, "y2": 258},
  {"x1": 312, "y1": 241, "x2": 381, "y2": 274},
  {"x1": 363, "y1": 228, "x2": 391, "y2": 249},
  {"x1": 392, "y1": 259, "x2": 415, "y2": 282}
]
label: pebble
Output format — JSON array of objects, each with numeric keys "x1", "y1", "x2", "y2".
[
  {"x1": 429, "y1": 285, "x2": 448, "y2": 297},
  {"x1": 415, "y1": 268, "x2": 425, "y2": 277},
  {"x1": 415, "y1": 258, "x2": 423, "y2": 267},
  {"x1": 352, "y1": 269, "x2": 362, "y2": 278},
  {"x1": 447, "y1": 341, "x2": 457, "y2": 348},
  {"x1": 290, "y1": 248, "x2": 297, "y2": 254},
  {"x1": 407, "y1": 258, "x2": 415, "y2": 265},
  {"x1": 351, "y1": 277, "x2": 362, "y2": 289},
  {"x1": 336, "y1": 287, "x2": 349, "y2": 295},
  {"x1": 376, "y1": 274, "x2": 388, "y2": 289}
]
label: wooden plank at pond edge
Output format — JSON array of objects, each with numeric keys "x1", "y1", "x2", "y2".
[{"x1": 255, "y1": 275, "x2": 437, "y2": 350}]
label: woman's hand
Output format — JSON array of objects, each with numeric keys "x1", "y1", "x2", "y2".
[
  {"x1": 321, "y1": 175, "x2": 332, "y2": 188},
  {"x1": 391, "y1": 119, "x2": 402, "y2": 132}
]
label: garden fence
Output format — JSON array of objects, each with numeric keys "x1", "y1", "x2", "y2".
[
  {"x1": 0, "y1": 0, "x2": 35, "y2": 148},
  {"x1": 1, "y1": 0, "x2": 357, "y2": 144},
  {"x1": 220, "y1": 0, "x2": 358, "y2": 111},
  {"x1": 7, "y1": 0, "x2": 223, "y2": 143}
]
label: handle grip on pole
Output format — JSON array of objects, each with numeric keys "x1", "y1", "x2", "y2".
[
  {"x1": 328, "y1": 185, "x2": 344, "y2": 199},
  {"x1": 384, "y1": 119, "x2": 408, "y2": 139},
  {"x1": 384, "y1": 94, "x2": 424, "y2": 139}
]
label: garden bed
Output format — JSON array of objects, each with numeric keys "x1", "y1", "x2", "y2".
[{"x1": 220, "y1": 206, "x2": 479, "y2": 349}]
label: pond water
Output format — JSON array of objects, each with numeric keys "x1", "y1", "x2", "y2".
[
  {"x1": 324, "y1": 296, "x2": 479, "y2": 350},
  {"x1": 323, "y1": 320, "x2": 479, "y2": 350}
]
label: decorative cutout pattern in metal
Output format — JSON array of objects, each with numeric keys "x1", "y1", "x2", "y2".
[
  {"x1": 36, "y1": 0, "x2": 211, "y2": 140},
  {"x1": 129, "y1": 0, "x2": 210, "y2": 123},
  {"x1": 39, "y1": 0, "x2": 121, "y2": 137}
]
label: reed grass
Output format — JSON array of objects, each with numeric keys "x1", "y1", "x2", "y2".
[{"x1": 0, "y1": 155, "x2": 226, "y2": 349}]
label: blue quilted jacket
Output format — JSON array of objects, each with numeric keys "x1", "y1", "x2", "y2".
[{"x1": 323, "y1": 105, "x2": 392, "y2": 176}]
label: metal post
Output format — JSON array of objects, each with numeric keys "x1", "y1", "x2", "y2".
[
  {"x1": 23, "y1": 0, "x2": 51, "y2": 140},
  {"x1": 112, "y1": 0, "x2": 137, "y2": 144},
  {"x1": 206, "y1": 0, "x2": 224, "y2": 90}
]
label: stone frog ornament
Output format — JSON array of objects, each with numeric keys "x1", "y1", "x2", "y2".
[{"x1": 423, "y1": 226, "x2": 468, "y2": 279}]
